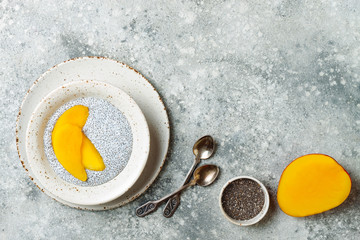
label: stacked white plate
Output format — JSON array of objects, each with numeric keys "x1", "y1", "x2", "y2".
[{"x1": 16, "y1": 57, "x2": 170, "y2": 210}]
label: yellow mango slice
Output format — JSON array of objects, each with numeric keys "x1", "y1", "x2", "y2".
[
  {"x1": 81, "y1": 134, "x2": 105, "y2": 171},
  {"x1": 52, "y1": 105, "x2": 106, "y2": 181},
  {"x1": 54, "y1": 105, "x2": 89, "y2": 128},
  {"x1": 52, "y1": 124, "x2": 87, "y2": 181},
  {"x1": 277, "y1": 154, "x2": 351, "y2": 217}
]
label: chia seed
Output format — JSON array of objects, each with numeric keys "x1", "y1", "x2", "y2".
[
  {"x1": 221, "y1": 178, "x2": 265, "y2": 221},
  {"x1": 43, "y1": 97, "x2": 133, "y2": 187}
]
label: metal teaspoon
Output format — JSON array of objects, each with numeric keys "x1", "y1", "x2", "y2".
[
  {"x1": 136, "y1": 164, "x2": 220, "y2": 217},
  {"x1": 163, "y1": 135, "x2": 215, "y2": 217}
]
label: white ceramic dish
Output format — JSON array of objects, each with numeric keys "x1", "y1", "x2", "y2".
[
  {"x1": 16, "y1": 57, "x2": 170, "y2": 210},
  {"x1": 219, "y1": 176, "x2": 270, "y2": 226},
  {"x1": 26, "y1": 80, "x2": 150, "y2": 206}
]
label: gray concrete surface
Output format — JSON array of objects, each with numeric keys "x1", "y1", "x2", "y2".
[{"x1": 1, "y1": 0, "x2": 359, "y2": 239}]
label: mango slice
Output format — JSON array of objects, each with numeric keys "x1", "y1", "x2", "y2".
[
  {"x1": 277, "y1": 154, "x2": 351, "y2": 217},
  {"x1": 81, "y1": 135, "x2": 105, "y2": 171},
  {"x1": 54, "y1": 105, "x2": 89, "y2": 128},
  {"x1": 51, "y1": 105, "x2": 105, "y2": 181},
  {"x1": 52, "y1": 124, "x2": 87, "y2": 181}
]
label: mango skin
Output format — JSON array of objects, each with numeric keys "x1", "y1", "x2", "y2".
[
  {"x1": 277, "y1": 154, "x2": 351, "y2": 217},
  {"x1": 52, "y1": 124, "x2": 87, "y2": 181}
]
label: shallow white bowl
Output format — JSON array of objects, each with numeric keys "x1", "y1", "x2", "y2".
[
  {"x1": 26, "y1": 80, "x2": 150, "y2": 206},
  {"x1": 219, "y1": 176, "x2": 270, "y2": 226}
]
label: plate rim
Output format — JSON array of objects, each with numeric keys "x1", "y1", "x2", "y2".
[{"x1": 16, "y1": 56, "x2": 170, "y2": 210}]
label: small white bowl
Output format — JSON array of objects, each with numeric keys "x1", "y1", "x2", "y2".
[
  {"x1": 26, "y1": 80, "x2": 150, "y2": 206},
  {"x1": 219, "y1": 176, "x2": 270, "y2": 226}
]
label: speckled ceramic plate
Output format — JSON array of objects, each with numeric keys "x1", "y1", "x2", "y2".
[
  {"x1": 26, "y1": 80, "x2": 150, "y2": 206},
  {"x1": 16, "y1": 57, "x2": 170, "y2": 210}
]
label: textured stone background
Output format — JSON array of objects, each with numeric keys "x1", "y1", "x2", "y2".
[{"x1": 1, "y1": 0, "x2": 360, "y2": 239}]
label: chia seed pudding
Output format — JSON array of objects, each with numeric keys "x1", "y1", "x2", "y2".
[
  {"x1": 43, "y1": 97, "x2": 133, "y2": 187},
  {"x1": 221, "y1": 178, "x2": 265, "y2": 221}
]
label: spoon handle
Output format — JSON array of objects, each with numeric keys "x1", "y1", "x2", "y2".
[
  {"x1": 136, "y1": 200, "x2": 159, "y2": 217},
  {"x1": 163, "y1": 155, "x2": 201, "y2": 218},
  {"x1": 163, "y1": 194, "x2": 180, "y2": 218},
  {"x1": 136, "y1": 181, "x2": 195, "y2": 217}
]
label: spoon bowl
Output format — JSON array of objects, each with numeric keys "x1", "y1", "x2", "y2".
[
  {"x1": 193, "y1": 135, "x2": 214, "y2": 160},
  {"x1": 194, "y1": 164, "x2": 220, "y2": 186}
]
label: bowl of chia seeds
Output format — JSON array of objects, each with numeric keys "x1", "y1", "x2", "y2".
[{"x1": 219, "y1": 176, "x2": 269, "y2": 226}]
